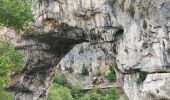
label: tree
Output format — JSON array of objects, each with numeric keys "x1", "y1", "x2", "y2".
[{"x1": 0, "y1": 0, "x2": 33, "y2": 29}]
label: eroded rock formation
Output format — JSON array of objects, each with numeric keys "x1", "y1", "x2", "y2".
[{"x1": 2, "y1": 0, "x2": 170, "y2": 100}]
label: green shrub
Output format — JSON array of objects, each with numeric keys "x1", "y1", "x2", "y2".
[
  {"x1": 107, "y1": 65, "x2": 116, "y2": 82},
  {"x1": 71, "y1": 84, "x2": 83, "y2": 99},
  {"x1": 0, "y1": 42, "x2": 23, "y2": 71},
  {"x1": 48, "y1": 83, "x2": 120, "y2": 100},
  {"x1": 142, "y1": 41, "x2": 148, "y2": 49},
  {"x1": 48, "y1": 84, "x2": 74, "y2": 100},
  {"x1": 96, "y1": 67, "x2": 102, "y2": 76},
  {"x1": 127, "y1": 6, "x2": 135, "y2": 17},
  {"x1": 81, "y1": 94, "x2": 91, "y2": 100},
  {"x1": 167, "y1": 48, "x2": 170, "y2": 55},
  {"x1": 0, "y1": 42, "x2": 23, "y2": 99},
  {"x1": 0, "y1": 91, "x2": 12, "y2": 100},
  {"x1": 81, "y1": 65, "x2": 89, "y2": 76},
  {"x1": 139, "y1": 71, "x2": 149, "y2": 82},
  {"x1": 107, "y1": 72, "x2": 116, "y2": 82},
  {"x1": 0, "y1": 42, "x2": 23, "y2": 83},
  {"x1": 53, "y1": 74, "x2": 68, "y2": 86},
  {"x1": 0, "y1": 0, "x2": 33, "y2": 29},
  {"x1": 104, "y1": 88, "x2": 119, "y2": 100},
  {"x1": 79, "y1": 46, "x2": 84, "y2": 54},
  {"x1": 68, "y1": 67, "x2": 74, "y2": 73}
]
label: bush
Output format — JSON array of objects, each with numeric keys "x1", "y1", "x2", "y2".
[
  {"x1": 0, "y1": 42, "x2": 23, "y2": 99},
  {"x1": 68, "y1": 67, "x2": 74, "y2": 73},
  {"x1": 167, "y1": 48, "x2": 170, "y2": 55},
  {"x1": 104, "y1": 88, "x2": 119, "y2": 100},
  {"x1": 0, "y1": 42, "x2": 23, "y2": 71},
  {"x1": 79, "y1": 46, "x2": 84, "y2": 54},
  {"x1": 0, "y1": 91, "x2": 12, "y2": 100},
  {"x1": 142, "y1": 41, "x2": 148, "y2": 49},
  {"x1": 48, "y1": 84, "x2": 74, "y2": 100},
  {"x1": 71, "y1": 84, "x2": 83, "y2": 99},
  {"x1": 81, "y1": 65, "x2": 89, "y2": 76},
  {"x1": 0, "y1": 0, "x2": 33, "y2": 29},
  {"x1": 96, "y1": 67, "x2": 102, "y2": 76},
  {"x1": 139, "y1": 71, "x2": 149, "y2": 82},
  {"x1": 80, "y1": 87, "x2": 119, "y2": 100},
  {"x1": 0, "y1": 42, "x2": 23, "y2": 84},
  {"x1": 48, "y1": 83, "x2": 120, "y2": 100},
  {"x1": 53, "y1": 74, "x2": 68, "y2": 87},
  {"x1": 107, "y1": 65, "x2": 116, "y2": 82}
]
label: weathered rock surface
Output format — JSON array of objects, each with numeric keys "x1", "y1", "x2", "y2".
[{"x1": 1, "y1": 0, "x2": 170, "y2": 100}]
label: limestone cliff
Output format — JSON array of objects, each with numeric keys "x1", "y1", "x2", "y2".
[{"x1": 1, "y1": 0, "x2": 170, "y2": 100}]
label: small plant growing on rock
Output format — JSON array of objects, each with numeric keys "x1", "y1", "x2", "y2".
[
  {"x1": 107, "y1": 65, "x2": 116, "y2": 82},
  {"x1": 142, "y1": 41, "x2": 148, "y2": 49},
  {"x1": 96, "y1": 67, "x2": 102, "y2": 76},
  {"x1": 53, "y1": 74, "x2": 68, "y2": 86},
  {"x1": 139, "y1": 71, "x2": 149, "y2": 83},
  {"x1": 167, "y1": 48, "x2": 170, "y2": 55},
  {"x1": 71, "y1": 84, "x2": 83, "y2": 99},
  {"x1": 127, "y1": 6, "x2": 135, "y2": 18},
  {"x1": 81, "y1": 65, "x2": 89, "y2": 76},
  {"x1": 79, "y1": 46, "x2": 84, "y2": 54},
  {"x1": 68, "y1": 67, "x2": 74, "y2": 73}
]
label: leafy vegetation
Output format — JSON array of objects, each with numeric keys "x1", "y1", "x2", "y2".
[
  {"x1": 142, "y1": 41, "x2": 148, "y2": 49},
  {"x1": 0, "y1": 0, "x2": 33, "y2": 29},
  {"x1": 96, "y1": 67, "x2": 102, "y2": 76},
  {"x1": 139, "y1": 71, "x2": 149, "y2": 83},
  {"x1": 107, "y1": 65, "x2": 116, "y2": 82},
  {"x1": 49, "y1": 71, "x2": 119, "y2": 100},
  {"x1": 71, "y1": 84, "x2": 83, "y2": 99},
  {"x1": 68, "y1": 67, "x2": 74, "y2": 73},
  {"x1": 167, "y1": 48, "x2": 170, "y2": 55},
  {"x1": 0, "y1": 42, "x2": 23, "y2": 99},
  {"x1": 48, "y1": 84, "x2": 74, "y2": 100},
  {"x1": 53, "y1": 73, "x2": 69, "y2": 87},
  {"x1": 48, "y1": 84, "x2": 119, "y2": 100},
  {"x1": 81, "y1": 65, "x2": 89, "y2": 76}
]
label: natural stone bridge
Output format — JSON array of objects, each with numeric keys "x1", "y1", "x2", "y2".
[{"x1": 2, "y1": 0, "x2": 170, "y2": 100}]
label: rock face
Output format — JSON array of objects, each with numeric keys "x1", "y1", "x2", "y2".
[{"x1": 3, "y1": 0, "x2": 170, "y2": 100}]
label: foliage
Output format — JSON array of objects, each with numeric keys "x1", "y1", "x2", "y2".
[
  {"x1": 79, "y1": 46, "x2": 84, "y2": 54},
  {"x1": 81, "y1": 94, "x2": 91, "y2": 100},
  {"x1": 0, "y1": 56, "x2": 13, "y2": 74},
  {"x1": 48, "y1": 84, "x2": 74, "y2": 100},
  {"x1": 139, "y1": 71, "x2": 149, "y2": 83},
  {"x1": 104, "y1": 88, "x2": 119, "y2": 100},
  {"x1": 48, "y1": 81, "x2": 120, "y2": 100},
  {"x1": 53, "y1": 74, "x2": 69, "y2": 87},
  {"x1": 71, "y1": 84, "x2": 83, "y2": 99},
  {"x1": 0, "y1": 42, "x2": 23, "y2": 99},
  {"x1": 0, "y1": 90, "x2": 12, "y2": 100},
  {"x1": 0, "y1": 0, "x2": 33, "y2": 29},
  {"x1": 81, "y1": 65, "x2": 89, "y2": 76},
  {"x1": 0, "y1": 42, "x2": 23, "y2": 86},
  {"x1": 68, "y1": 67, "x2": 74, "y2": 73},
  {"x1": 80, "y1": 87, "x2": 119, "y2": 100},
  {"x1": 107, "y1": 65, "x2": 116, "y2": 82},
  {"x1": 96, "y1": 67, "x2": 102, "y2": 76},
  {"x1": 142, "y1": 41, "x2": 148, "y2": 49},
  {"x1": 0, "y1": 42, "x2": 23, "y2": 71},
  {"x1": 167, "y1": 48, "x2": 170, "y2": 55},
  {"x1": 127, "y1": 6, "x2": 135, "y2": 18}
]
